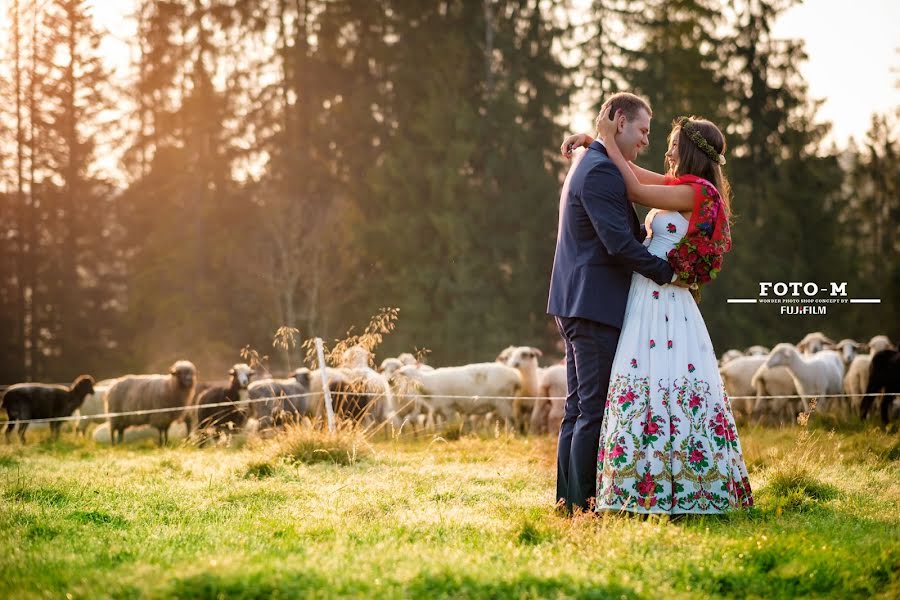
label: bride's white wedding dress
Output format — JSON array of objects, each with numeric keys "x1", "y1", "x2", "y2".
[{"x1": 595, "y1": 207, "x2": 753, "y2": 514}]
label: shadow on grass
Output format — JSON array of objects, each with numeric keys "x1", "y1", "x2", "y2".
[{"x1": 169, "y1": 570, "x2": 637, "y2": 599}]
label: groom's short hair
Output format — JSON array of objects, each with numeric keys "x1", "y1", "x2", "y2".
[{"x1": 602, "y1": 93, "x2": 652, "y2": 122}]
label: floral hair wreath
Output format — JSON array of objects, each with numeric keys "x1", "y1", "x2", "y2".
[{"x1": 676, "y1": 117, "x2": 726, "y2": 166}]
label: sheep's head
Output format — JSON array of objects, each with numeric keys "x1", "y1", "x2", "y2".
[
  {"x1": 504, "y1": 346, "x2": 543, "y2": 369},
  {"x1": 341, "y1": 345, "x2": 372, "y2": 369},
  {"x1": 719, "y1": 349, "x2": 743, "y2": 367},
  {"x1": 379, "y1": 357, "x2": 404, "y2": 377},
  {"x1": 170, "y1": 360, "x2": 197, "y2": 388},
  {"x1": 71, "y1": 375, "x2": 96, "y2": 397},
  {"x1": 229, "y1": 363, "x2": 255, "y2": 388},
  {"x1": 293, "y1": 367, "x2": 311, "y2": 389},
  {"x1": 745, "y1": 345, "x2": 770, "y2": 356},
  {"x1": 835, "y1": 339, "x2": 860, "y2": 365},
  {"x1": 496, "y1": 346, "x2": 516, "y2": 363},
  {"x1": 396, "y1": 353, "x2": 418, "y2": 366},
  {"x1": 764, "y1": 343, "x2": 797, "y2": 369},
  {"x1": 868, "y1": 335, "x2": 895, "y2": 354},
  {"x1": 796, "y1": 331, "x2": 835, "y2": 355}
]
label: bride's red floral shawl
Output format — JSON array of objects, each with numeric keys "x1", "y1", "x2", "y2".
[
  {"x1": 667, "y1": 174, "x2": 731, "y2": 253},
  {"x1": 662, "y1": 174, "x2": 732, "y2": 299}
]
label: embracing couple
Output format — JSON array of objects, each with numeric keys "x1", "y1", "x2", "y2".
[{"x1": 548, "y1": 92, "x2": 753, "y2": 516}]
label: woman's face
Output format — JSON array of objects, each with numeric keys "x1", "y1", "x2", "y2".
[{"x1": 665, "y1": 129, "x2": 680, "y2": 173}]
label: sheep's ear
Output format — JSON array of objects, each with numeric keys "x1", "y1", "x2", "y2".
[
  {"x1": 229, "y1": 368, "x2": 236, "y2": 375},
  {"x1": 532, "y1": 347, "x2": 543, "y2": 357},
  {"x1": 249, "y1": 369, "x2": 256, "y2": 376}
]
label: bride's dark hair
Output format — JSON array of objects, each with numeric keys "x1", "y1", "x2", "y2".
[{"x1": 667, "y1": 117, "x2": 733, "y2": 218}]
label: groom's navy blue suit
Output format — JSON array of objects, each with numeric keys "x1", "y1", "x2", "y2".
[{"x1": 548, "y1": 141, "x2": 674, "y2": 512}]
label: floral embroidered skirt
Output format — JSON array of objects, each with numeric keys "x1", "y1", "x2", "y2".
[{"x1": 595, "y1": 273, "x2": 753, "y2": 514}]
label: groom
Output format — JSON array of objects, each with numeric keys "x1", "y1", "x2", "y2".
[{"x1": 548, "y1": 92, "x2": 677, "y2": 514}]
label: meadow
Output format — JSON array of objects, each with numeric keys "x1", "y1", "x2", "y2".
[{"x1": 1, "y1": 422, "x2": 898, "y2": 599}]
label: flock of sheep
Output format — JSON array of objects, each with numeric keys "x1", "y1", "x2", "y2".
[
  {"x1": 719, "y1": 332, "x2": 899, "y2": 426},
  {"x1": 1, "y1": 331, "x2": 897, "y2": 446}
]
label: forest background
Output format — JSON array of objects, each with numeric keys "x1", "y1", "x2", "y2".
[{"x1": 0, "y1": 0, "x2": 896, "y2": 383}]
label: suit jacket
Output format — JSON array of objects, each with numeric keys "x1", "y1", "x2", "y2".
[{"x1": 547, "y1": 141, "x2": 674, "y2": 329}]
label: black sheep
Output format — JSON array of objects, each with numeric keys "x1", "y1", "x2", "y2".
[
  {"x1": 860, "y1": 349, "x2": 900, "y2": 427},
  {"x1": 2, "y1": 375, "x2": 95, "y2": 443},
  {"x1": 196, "y1": 367, "x2": 254, "y2": 445}
]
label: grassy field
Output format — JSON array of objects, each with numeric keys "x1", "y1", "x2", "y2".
[{"x1": 1, "y1": 422, "x2": 898, "y2": 599}]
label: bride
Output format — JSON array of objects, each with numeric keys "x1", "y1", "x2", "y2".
[{"x1": 561, "y1": 107, "x2": 753, "y2": 514}]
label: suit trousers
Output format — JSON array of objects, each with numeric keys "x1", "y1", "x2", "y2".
[{"x1": 554, "y1": 315, "x2": 621, "y2": 512}]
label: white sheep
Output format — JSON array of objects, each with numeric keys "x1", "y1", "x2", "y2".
[
  {"x1": 745, "y1": 345, "x2": 770, "y2": 356},
  {"x1": 719, "y1": 355, "x2": 766, "y2": 423},
  {"x1": 393, "y1": 363, "x2": 522, "y2": 431},
  {"x1": 497, "y1": 346, "x2": 543, "y2": 433},
  {"x1": 844, "y1": 335, "x2": 895, "y2": 416},
  {"x1": 762, "y1": 343, "x2": 845, "y2": 418},
  {"x1": 750, "y1": 360, "x2": 801, "y2": 426},
  {"x1": 539, "y1": 364, "x2": 567, "y2": 435},
  {"x1": 105, "y1": 360, "x2": 197, "y2": 446}
]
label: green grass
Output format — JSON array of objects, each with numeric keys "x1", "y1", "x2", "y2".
[{"x1": 0, "y1": 425, "x2": 898, "y2": 599}]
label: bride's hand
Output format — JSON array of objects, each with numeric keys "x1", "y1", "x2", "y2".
[
  {"x1": 596, "y1": 105, "x2": 619, "y2": 144},
  {"x1": 560, "y1": 133, "x2": 593, "y2": 159}
]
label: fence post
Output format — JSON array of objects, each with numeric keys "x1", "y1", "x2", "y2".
[{"x1": 315, "y1": 338, "x2": 336, "y2": 432}]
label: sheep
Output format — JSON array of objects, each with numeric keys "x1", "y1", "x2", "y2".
[
  {"x1": 2, "y1": 375, "x2": 95, "y2": 443},
  {"x1": 74, "y1": 378, "x2": 118, "y2": 436},
  {"x1": 844, "y1": 335, "x2": 895, "y2": 416},
  {"x1": 195, "y1": 364, "x2": 256, "y2": 445},
  {"x1": 248, "y1": 368, "x2": 313, "y2": 428},
  {"x1": 497, "y1": 346, "x2": 543, "y2": 433},
  {"x1": 538, "y1": 363, "x2": 567, "y2": 435},
  {"x1": 750, "y1": 360, "x2": 801, "y2": 426},
  {"x1": 796, "y1": 332, "x2": 836, "y2": 356},
  {"x1": 341, "y1": 345, "x2": 373, "y2": 369},
  {"x1": 762, "y1": 343, "x2": 845, "y2": 418},
  {"x1": 393, "y1": 363, "x2": 522, "y2": 431},
  {"x1": 719, "y1": 355, "x2": 767, "y2": 423},
  {"x1": 330, "y1": 366, "x2": 401, "y2": 430},
  {"x1": 860, "y1": 349, "x2": 900, "y2": 427},
  {"x1": 719, "y1": 349, "x2": 744, "y2": 367},
  {"x1": 106, "y1": 360, "x2": 197, "y2": 446}
]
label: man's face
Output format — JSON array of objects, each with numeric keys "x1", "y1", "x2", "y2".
[{"x1": 614, "y1": 108, "x2": 651, "y2": 162}]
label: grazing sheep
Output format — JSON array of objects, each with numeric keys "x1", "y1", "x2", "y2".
[
  {"x1": 196, "y1": 364, "x2": 257, "y2": 445},
  {"x1": 796, "y1": 332, "x2": 836, "y2": 356},
  {"x1": 497, "y1": 346, "x2": 543, "y2": 433},
  {"x1": 719, "y1": 349, "x2": 744, "y2": 367},
  {"x1": 762, "y1": 343, "x2": 844, "y2": 418},
  {"x1": 394, "y1": 363, "x2": 522, "y2": 431},
  {"x1": 74, "y1": 378, "x2": 118, "y2": 436},
  {"x1": 719, "y1": 355, "x2": 767, "y2": 423},
  {"x1": 845, "y1": 336, "x2": 895, "y2": 416},
  {"x1": 2, "y1": 375, "x2": 95, "y2": 443},
  {"x1": 106, "y1": 361, "x2": 197, "y2": 446},
  {"x1": 750, "y1": 361, "x2": 801, "y2": 426},
  {"x1": 860, "y1": 349, "x2": 900, "y2": 427},
  {"x1": 248, "y1": 368, "x2": 313, "y2": 428}
]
